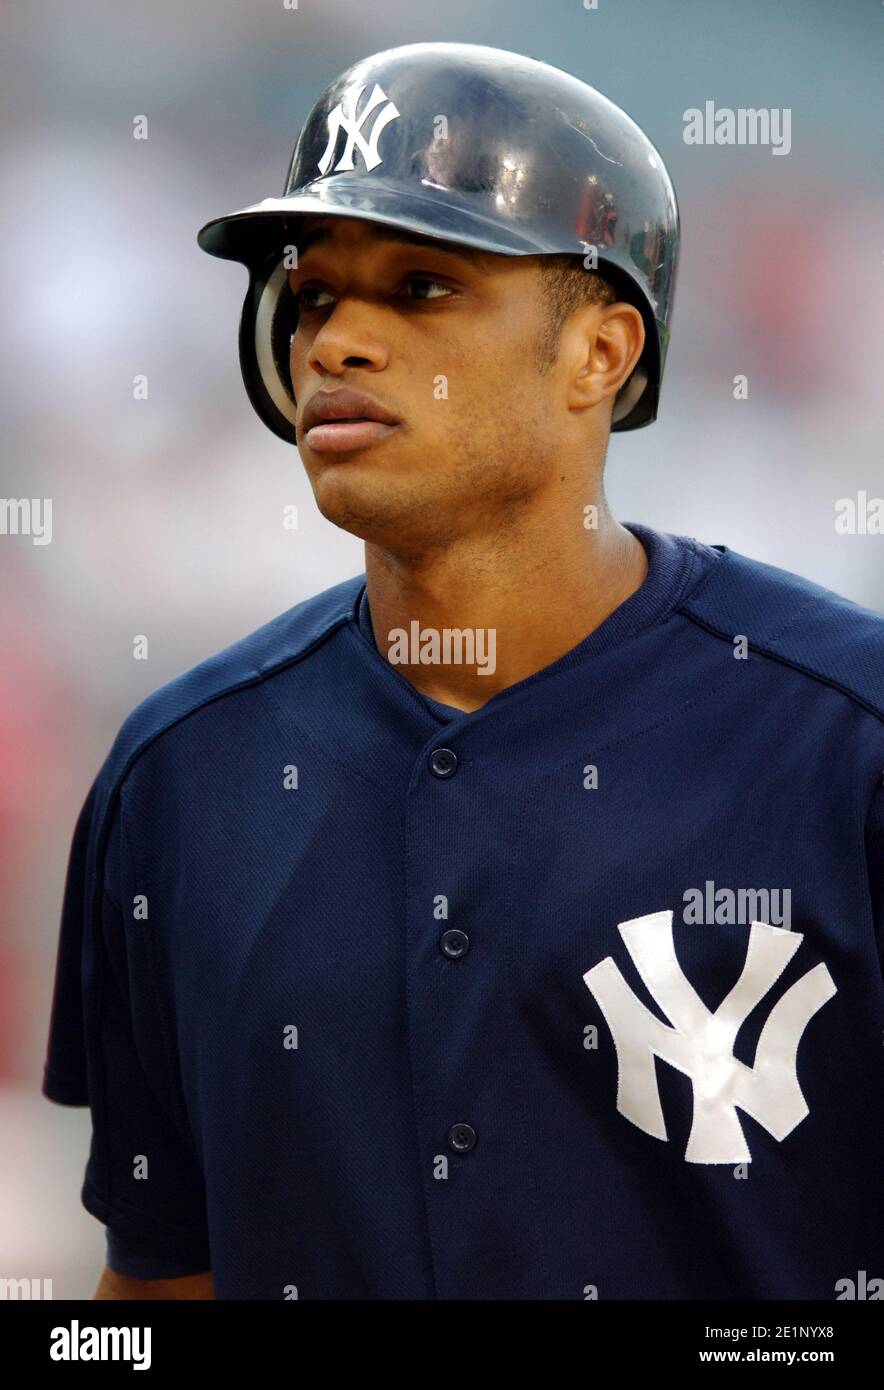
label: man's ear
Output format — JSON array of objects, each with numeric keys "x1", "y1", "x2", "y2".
[{"x1": 568, "y1": 303, "x2": 646, "y2": 412}]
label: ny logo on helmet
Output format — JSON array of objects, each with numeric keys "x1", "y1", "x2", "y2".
[
  {"x1": 583, "y1": 910, "x2": 836, "y2": 1164},
  {"x1": 317, "y1": 82, "x2": 400, "y2": 176}
]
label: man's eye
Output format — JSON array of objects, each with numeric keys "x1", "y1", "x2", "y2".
[
  {"x1": 292, "y1": 286, "x2": 335, "y2": 313},
  {"x1": 291, "y1": 277, "x2": 453, "y2": 313},
  {"x1": 401, "y1": 276, "x2": 452, "y2": 301}
]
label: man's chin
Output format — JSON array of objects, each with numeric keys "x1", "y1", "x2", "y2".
[{"x1": 308, "y1": 474, "x2": 454, "y2": 550}]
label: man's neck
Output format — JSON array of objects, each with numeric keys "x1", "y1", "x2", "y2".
[{"x1": 363, "y1": 513, "x2": 649, "y2": 713}]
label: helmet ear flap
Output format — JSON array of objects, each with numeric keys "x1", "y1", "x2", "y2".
[
  {"x1": 238, "y1": 256, "x2": 300, "y2": 444},
  {"x1": 610, "y1": 364, "x2": 649, "y2": 427}
]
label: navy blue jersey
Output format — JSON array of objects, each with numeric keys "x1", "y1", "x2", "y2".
[{"x1": 42, "y1": 523, "x2": 884, "y2": 1299}]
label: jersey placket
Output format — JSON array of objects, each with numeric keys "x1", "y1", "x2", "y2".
[{"x1": 402, "y1": 723, "x2": 550, "y2": 1299}]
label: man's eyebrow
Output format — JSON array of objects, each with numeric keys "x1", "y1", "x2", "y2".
[{"x1": 293, "y1": 222, "x2": 490, "y2": 266}]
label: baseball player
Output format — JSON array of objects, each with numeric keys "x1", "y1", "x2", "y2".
[{"x1": 43, "y1": 43, "x2": 883, "y2": 1301}]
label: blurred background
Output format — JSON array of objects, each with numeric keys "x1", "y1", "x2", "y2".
[{"x1": 1, "y1": 0, "x2": 881, "y2": 1296}]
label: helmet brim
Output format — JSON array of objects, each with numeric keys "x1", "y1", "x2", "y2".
[{"x1": 199, "y1": 180, "x2": 587, "y2": 263}]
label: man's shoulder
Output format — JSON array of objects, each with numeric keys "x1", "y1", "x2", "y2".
[
  {"x1": 102, "y1": 574, "x2": 364, "y2": 793},
  {"x1": 677, "y1": 542, "x2": 884, "y2": 723}
]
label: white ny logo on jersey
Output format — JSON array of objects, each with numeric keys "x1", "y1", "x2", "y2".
[
  {"x1": 583, "y1": 911, "x2": 836, "y2": 1164},
  {"x1": 317, "y1": 83, "x2": 401, "y2": 176}
]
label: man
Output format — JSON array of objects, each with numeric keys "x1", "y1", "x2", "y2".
[{"x1": 43, "y1": 43, "x2": 883, "y2": 1301}]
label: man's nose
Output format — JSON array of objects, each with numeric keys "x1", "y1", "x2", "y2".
[{"x1": 299, "y1": 298, "x2": 392, "y2": 378}]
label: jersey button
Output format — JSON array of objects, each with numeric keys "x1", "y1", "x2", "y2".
[
  {"x1": 440, "y1": 928, "x2": 470, "y2": 959},
  {"x1": 447, "y1": 1122, "x2": 477, "y2": 1153},
  {"x1": 429, "y1": 747, "x2": 458, "y2": 778}
]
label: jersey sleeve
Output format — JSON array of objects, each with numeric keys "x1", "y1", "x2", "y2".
[
  {"x1": 42, "y1": 779, "x2": 98, "y2": 1106},
  {"x1": 866, "y1": 781, "x2": 884, "y2": 983},
  {"x1": 42, "y1": 769, "x2": 212, "y2": 1276},
  {"x1": 104, "y1": 1227, "x2": 210, "y2": 1281}
]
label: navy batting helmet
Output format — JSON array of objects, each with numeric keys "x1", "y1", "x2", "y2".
[{"x1": 197, "y1": 42, "x2": 679, "y2": 438}]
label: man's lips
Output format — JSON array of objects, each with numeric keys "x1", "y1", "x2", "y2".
[
  {"x1": 303, "y1": 419, "x2": 400, "y2": 454},
  {"x1": 300, "y1": 387, "x2": 401, "y2": 454}
]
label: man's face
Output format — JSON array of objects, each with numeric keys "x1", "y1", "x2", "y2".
[{"x1": 288, "y1": 215, "x2": 571, "y2": 551}]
